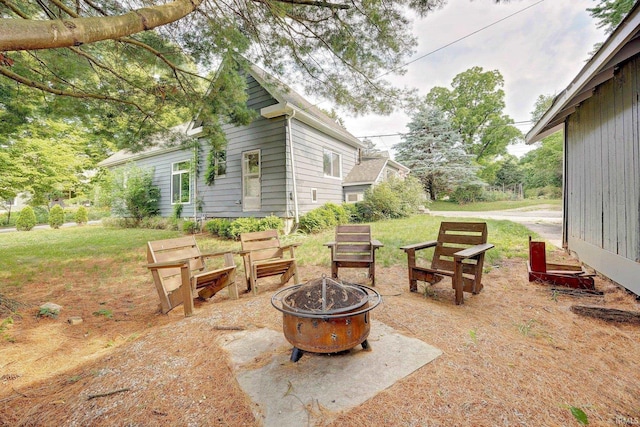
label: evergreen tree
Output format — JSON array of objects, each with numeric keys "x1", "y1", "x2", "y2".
[
  {"x1": 394, "y1": 106, "x2": 479, "y2": 200},
  {"x1": 588, "y1": 0, "x2": 634, "y2": 34}
]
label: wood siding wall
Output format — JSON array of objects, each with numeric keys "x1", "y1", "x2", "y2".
[
  {"x1": 290, "y1": 120, "x2": 358, "y2": 214},
  {"x1": 131, "y1": 74, "x2": 360, "y2": 221},
  {"x1": 565, "y1": 55, "x2": 640, "y2": 293}
]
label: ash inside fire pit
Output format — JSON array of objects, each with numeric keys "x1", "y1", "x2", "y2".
[{"x1": 282, "y1": 277, "x2": 367, "y2": 314}]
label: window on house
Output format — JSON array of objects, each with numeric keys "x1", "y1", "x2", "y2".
[
  {"x1": 171, "y1": 161, "x2": 191, "y2": 204},
  {"x1": 311, "y1": 188, "x2": 318, "y2": 203},
  {"x1": 346, "y1": 193, "x2": 363, "y2": 203},
  {"x1": 323, "y1": 149, "x2": 341, "y2": 178},
  {"x1": 213, "y1": 149, "x2": 226, "y2": 177}
]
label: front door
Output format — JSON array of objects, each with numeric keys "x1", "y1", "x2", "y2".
[{"x1": 242, "y1": 150, "x2": 261, "y2": 211}]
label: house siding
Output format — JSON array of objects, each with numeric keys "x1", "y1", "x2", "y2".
[
  {"x1": 290, "y1": 120, "x2": 358, "y2": 213},
  {"x1": 565, "y1": 55, "x2": 640, "y2": 294},
  {"x1": 197, "y1": 75, "x2": 288, "y2": 219}
]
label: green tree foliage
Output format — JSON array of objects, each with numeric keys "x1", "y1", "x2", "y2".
[
  {"x1": 75, "y1": 206, "x2": 89, "y2": 225},
  {"x1": 48, "y1": 205, "x2": 65, "y2": 229},
  {"x1": 495, "y1": 155, "x2": 525, "y2": 188},
  {"x1": 530, "y1": 93, "x2": 555, "y2": 123},
  {"x1": 394, "y1": 105, "x2": 479, "y2": 200},
  {"x1": 520, "y1": 131, "x2": 563, "y2": 190},
  {"x1": 588, "y1": 0, "x2": 634, "y2": 33},
  {"x1": 102, "y1": 165, "x2": 161, "y2": 222},
  {"x1": 0, "y1": 0, "x2": 466, "y2": 148},
  {"x1": 356, "y1": 176, "x2": 426, "y2": 221},
  {"x1": 16, "y1": 206, "x2": 37, "y2": 231},
  {"x1": 425, "y1": 67, "x2": 522, "y2": 161}
]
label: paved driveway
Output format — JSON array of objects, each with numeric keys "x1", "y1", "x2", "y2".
[{"x1": 428, "y1": 208, "x2": 563, "y2": 248}]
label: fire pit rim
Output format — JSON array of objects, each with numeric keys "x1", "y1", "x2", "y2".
[{"x1": 271, "y1": 282, "x2": 382, "y2": 319}]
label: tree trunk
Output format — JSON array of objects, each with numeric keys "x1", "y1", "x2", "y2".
[{"x1": 0, "y1": 0, "x2": 202, "y2": 51}]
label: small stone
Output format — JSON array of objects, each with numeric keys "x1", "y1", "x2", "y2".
[{"x1": 68, "y1": 316, "x2": 83, "y2": 325}]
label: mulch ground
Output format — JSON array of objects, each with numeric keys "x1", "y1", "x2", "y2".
[{"x1": 1, "y1": 250, "x2": 639, "y2": 426}]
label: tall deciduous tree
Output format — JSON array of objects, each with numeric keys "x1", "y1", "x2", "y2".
[
  {"x1": 394, "y1": 105, "x2": 479, "y2": 200},
  {"x1": 521, "y1": 93, "x2": 563, "y2": 191},
  {"x1": 425, "y1": 66, "x2": 522, "y2": 161}
]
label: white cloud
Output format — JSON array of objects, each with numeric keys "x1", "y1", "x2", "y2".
[{"x1": 334, "y1": 0, "x2": 606, "y2": 157}]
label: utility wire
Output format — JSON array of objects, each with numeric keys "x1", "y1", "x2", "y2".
[{"x1": 377, "y1": 0, "x2": 546, "y2": 79}]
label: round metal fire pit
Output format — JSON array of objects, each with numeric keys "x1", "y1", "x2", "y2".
[{"x1": 271, "y1": 276, "x2": 382, "y2": 362}]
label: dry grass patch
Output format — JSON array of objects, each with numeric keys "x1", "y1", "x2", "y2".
[{"x1": 1, "y1": 247, "x2": 639, "y2": 426}]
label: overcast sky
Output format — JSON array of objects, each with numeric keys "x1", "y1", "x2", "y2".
[{"x1": 332, "y1": 0, "x2": 607, "y2": 157}]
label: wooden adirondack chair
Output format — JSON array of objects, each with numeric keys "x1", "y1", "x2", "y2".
[
  {"x1": 146, "y1": 236, "x2": 238, "y2": 317},
  {"x1": 401, "y1": 222, "x2": 494, "y2": 305},
  {"x1": 239, "y1": 230, "x2": 299, "y2": 295},
  {"x1": 324, "y1": 224, "x2": 383, "y2": 286}
]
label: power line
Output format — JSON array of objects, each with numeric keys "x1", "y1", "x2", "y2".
[{"x1": 377, "y1": 0, "x2": 546, "y2": 79}]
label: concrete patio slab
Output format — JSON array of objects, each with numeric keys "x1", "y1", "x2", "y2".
[{"x1": 218, "y1": 321, "x2": 442, "y2": 427}]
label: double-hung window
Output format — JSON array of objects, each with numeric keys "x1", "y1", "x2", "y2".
[
  {"x1": 323, "y1": 149, "x2": 341, "y2": 178},
  {"x1": 171, "y1": 161, "x2": 191, "y2": 204}
]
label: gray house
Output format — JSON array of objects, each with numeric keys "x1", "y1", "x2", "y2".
[
  {"x1": 526, "y1": 3, "x2": 640, "y2": 297},
  {"x1": 343, "y1": 154, "x2": 410, "y2": 203},
  {"x1": 99, "y1": 65, "x2": 406, "y2": 231}
]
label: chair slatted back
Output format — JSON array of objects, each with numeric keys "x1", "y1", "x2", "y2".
[
  {"x1": 147, "y1": 236, "x2": 204, "y2": 292},
  {"x1": 333, "y1": 225, "x2": 373, "y2": 262},
  {"x1": 431, "y1": 222, "x2": 487, "y2": 274},
  {"x1": 240, "y1": 230, "x2": 284, "y2": 262}
]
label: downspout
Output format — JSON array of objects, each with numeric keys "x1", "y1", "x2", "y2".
[{"x1": 287, "y1": 112, "x2": 300, "y2": 228}]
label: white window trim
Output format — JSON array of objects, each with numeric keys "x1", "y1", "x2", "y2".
[
  {"x1": 242, "y1": 149, "x2": 261, "y2": 211},
  {"x1": 323, "y1": 148, "x2": 342, "y2": 179},
  {"x1": 171, "y1": 160, "x2": 191, "y2": 205}
]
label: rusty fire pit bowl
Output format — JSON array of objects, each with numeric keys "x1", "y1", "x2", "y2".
[{"x1": 271, "y1": 276, "x2": 382, "y2": 362}]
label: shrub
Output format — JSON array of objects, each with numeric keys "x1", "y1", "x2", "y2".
[
  {"x1": 524, "y1": 186, "x2": 562, "y2": 199},
  {"x1": 450, "y1": 184, "x2": 485, "y2": 204},
  {"x1": 172, "y1": 203, "x2": 183, "y2": 220},
  {"x1": 299, "y1": 209, "x2": 329, "y2": 234},
  {"x1": 257, "y1": 215, "x2": 283, "y2": 232},
  {"x1": 205, "y1": 218, "x2": 232, "y2": 237},
  {"x1": 75, "y1": 206, "x2": 89, "y2": 225},
  {"x1": 104, "y1": 165, "x2": 161, "y2": 222},
  {"x1": 228, "y1": 217, "x2": 262, "y2": 240},
  {"x1": 16, "y1": 206, "x2": 37, "y2": 231},
  {"x1": 182, "y1": 220, "x2": 200, "y2": 234},
  {"x1": 48, "y1": 205, "x2": 65, "y2": 229},
  {"x1": 356, "y1": 176, "x2": 426, "y2": 221}
]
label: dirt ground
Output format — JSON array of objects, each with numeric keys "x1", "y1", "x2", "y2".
[{"x1": 1, "y1": 247, "x2": 640, "y2": 426}]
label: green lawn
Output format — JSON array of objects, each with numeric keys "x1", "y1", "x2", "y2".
[
  {"x1": 0, "y1": 215, "x2": 537, "y2": 291},
  {"x1": 429, "y1": 199, "x2": 561, "y2": 212}
]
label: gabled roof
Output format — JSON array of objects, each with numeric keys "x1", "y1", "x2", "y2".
[
  {"x1": 343, "y1": 156, "x2": 410, "y2": 187},
  {"x1": 98, "y1": 64, "x2": 363, "y2": 168},
  {"x1": 97, "y1": 123, "x2": 192, "y2": 168},
  {"x1": 526, "y1": 3, "x2": 640, "y2": 143},
  {"x1": 249, "y1": 65, "x2": 364, "y2": 148}
]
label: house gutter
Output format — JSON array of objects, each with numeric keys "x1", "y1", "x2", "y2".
[{"x1": 286, "y1": 111, "x2": 300, "y2": 226}]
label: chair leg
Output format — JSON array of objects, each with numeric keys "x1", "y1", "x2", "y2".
[
  {"x1": 453, "y1": 258, "x2": 464, "y2": 305},
  {"x1": 331, "y1": 262, "x2": 339, "y2": 280}
]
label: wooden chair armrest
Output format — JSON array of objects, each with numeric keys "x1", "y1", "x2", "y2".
[
  {"x1": 146, "y1": 259, "x2": 190, "y2": 270},
  {"x1": 400, "y1": 240, "x2": 438, "y2": 252},
  {"x1": 324, "y1": 241, "x2": 336, "y2": 248},
  {"x1": 236, "y1": 250, "x2": 251, "y2": 257},
  {"x1": 454, "y1": 243, "x2": 494, "y2": 259},
  {"x1": 371, "y1": 239, "x2": 384, "y2": 249}
]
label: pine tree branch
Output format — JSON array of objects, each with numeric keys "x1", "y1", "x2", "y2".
[{"x1": 0, "y1": 0, "x2": 203, "y2": 51}]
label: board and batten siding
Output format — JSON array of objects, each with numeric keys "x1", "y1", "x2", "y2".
[
  {"x1": 290, "y1": 120, "x2": 358, "y2": 214},
  {"x1": 565, "y1": 55, "x2": 640, "y2": 294}
]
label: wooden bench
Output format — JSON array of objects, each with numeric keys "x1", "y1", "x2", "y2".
[
  {"x1": 324, "y1": 224, "x2": 383, "y2": 286},
  {"x1": 401, "y1": 222, "x2": 494, "y2": 305},
  {"x1": 239, "y1": 230, "x2": 299, "y2": 295},
  {"x1": 146, "y1": 236, "x2": 238, "y2": 317}
]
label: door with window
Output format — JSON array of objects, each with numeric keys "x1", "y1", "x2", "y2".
[{"x1": 242, "y1": 150, "x2": 261, "y2": 211}]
